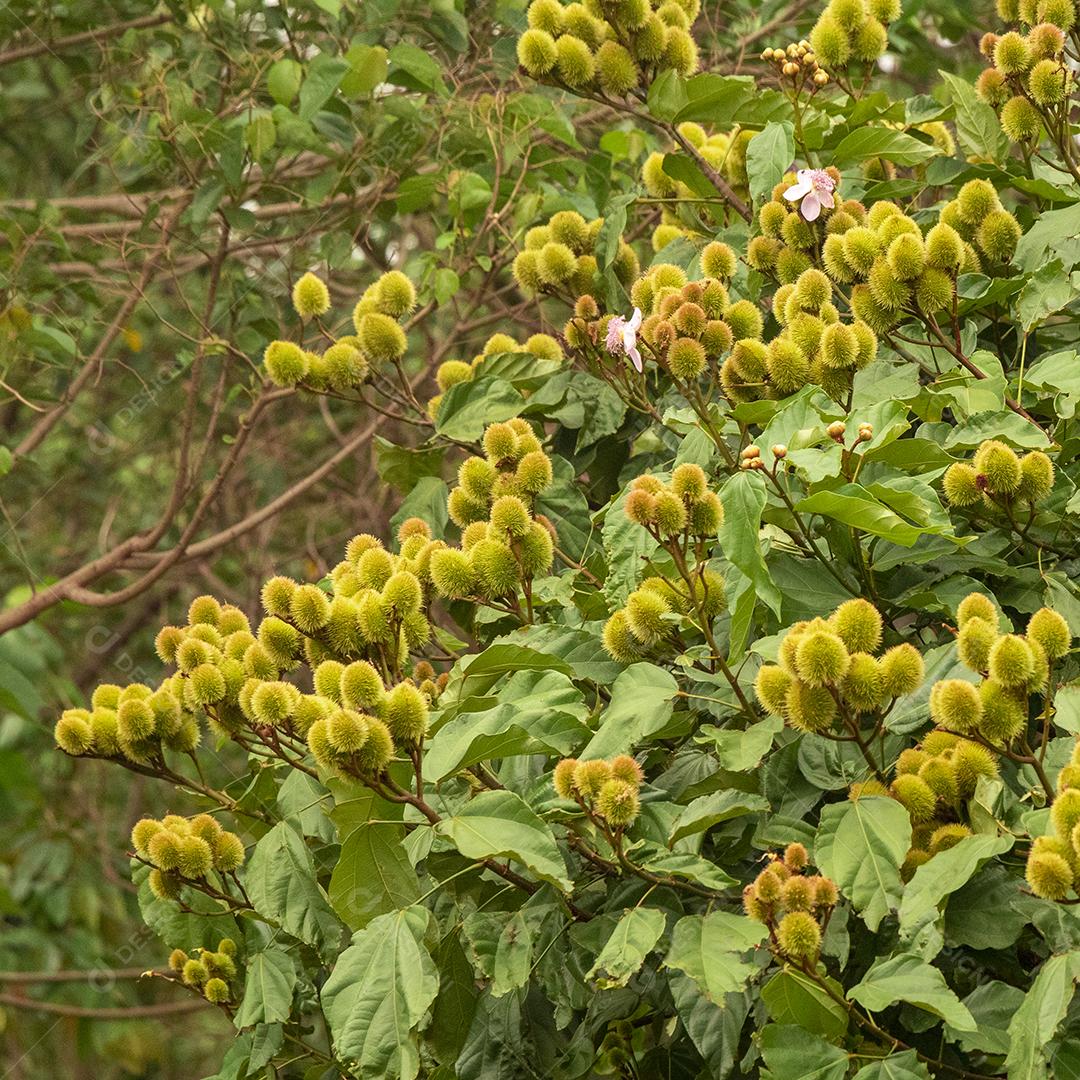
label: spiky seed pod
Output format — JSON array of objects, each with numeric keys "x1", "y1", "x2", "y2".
[
  {"x1": 673, "y1": 302, "x2": 707, "y2": 338},
  {"x1": 131, "y1": 818, "x2": 162, "y2": 858},
  {"x1": 176, "y1": 835, "x2": 214, "y2": 879},
  {"x1": 1000, "y1": 95, "x2": 1043, "y2": 142},
  {"x1": 595, "y1": 40, "x2": 638, "y2": 95},
  {"x1": 794, "y1": 631, "x2": 851, "y2": 687},
  {"x1": 759, "y1": 200, "x2": 788, "y2": 238},
  {"x1": 91, "y1": 684, "x2": 122, "y2": 710},
  {"x1": 930, "y1": 679, "x2": 982, "y2": 733},
  {"x1": 957, "y1": 592, "x2": 997, "y2": 629},
  {"x1": 89, "y1": 709, "x2": 121, "y2": 756},
  {"x1": 382, "y1": 683, "x2": 428, "y2": 744},
  {"x1": 822, "y1": 234, "x2": 855, "y2": 283},
  {"x1": 978, "y1": 680, "x2": 1027, "y2": 744},
  {"x1": 1028, "y1": 607, "x2": 1071, "y2": 660},
  {"x1": 182, "y1": 959, "x2": 208, "y2": 988},
  {"x1": 249, "y1": 681, "x2": 295, "y2": 726},
  {"x1": 625, "y1": 589, "x2": 671, "y2": 645},
  {"x1": 892, "y1": 774, "x2": 937, "y2": 822},
  {"x1": 952, "y1": 740, "x2": 998, "y2": 797},
  {"x1": 552, "y1": 757, "x2": 580, "y2": 800},
  {"x1": 1054, "y1": 788, "x2": 1080, "y2": 842},
  {"x1": 336, "y1": 661, "x2": 383, "y2": 713},
  {"x1": 830, "y1": 598, "x2": 884, "y2": 654},
  {"x1": 517, "y1": 27, "x2": 558, "y2": 74},
  {"x1": 602, "y1": 610, "x2": 645, "y2": 663},
  {"x1": 755, "y1": 665, "x2": 792, "y2": 714},
  {"x1": 781, "y1": 875, "x2": 814, "y2": 912},
  {"x1": 284, "y1": 584, "x2": 329, "y2": 634},
  {"x1": 988, "y1": 634, "x2": 1036, "y2": 687},
  {"x1": 665, "y1": 337, "x2": 706, "y2": 381},
  {"x1": 919, "y1": 757, "x2": 958, "y2": 803},
  {"x1": 209, "y1": 831, "x2": 244, "y2": 873},
  {"x1": 878, "y1": 644, "x2": 925, "y2": 698},
  {"x1": 259, "y1": 578, "x2": 297, "y2": 623},
  {"x1": 596, "y1": 778, "x2": 640, "y2": 827},
  {"x1": 291, "y1": 272, "x2": 330, "y2": 320},
  {"x1": 783, "y1": 841, "x2": 809, "y2": 872},
  {"x1": 55, "y1": 709, "x2": 94, "y2": 755},
  {"x1": 810, "y1": 14, "x2": 850, "y2": 68},
  {"x1": 147, "y1": 830, "x2": 183, "y2": 872},
  {"x1": 955, "y1": 181, "x2": 999, "y2": 228},
  {"x1": 671, "y1": 463, "x2": 707, "y2": 503},
  {"x1": 957, "y1": 617, "x2": 997, "y2": 676},
  {"x1": 764, "y1": 338, "x2": 809, "y2": 394},
  {"x1": 263, "y1": 341, "x2": 308, "y2": 388},
  {"x1": 1029, "y1": 22, "x2": 1067, "y2": 59},
  {"x1": 777, "y1": 911, "x2": 821, "y2": 961},
  {"x1": 574, "y1": 759, "x2": 613, "y2": 802},
  {"x1": 186, "y1": 663, "x2": 225, "y2": 707},
  {"x1": 724, "y1": 300, "x2": 764, "y2": 342},
  {"x1": 117, "y1": 697, "x2": 155, "y2": 745},
  {"x1": 896, "y1": 748, "x2": 927, "y2": 776},
  {"x1": 785, "y1": 680, "x2": 838, "y2": 734},
  {"x1": 652, "y1": 491, "x2": 687, "y2": 536},
  {"x1": 1028, "y1": 57, "x2": 1069, "y2": 105},
  {"x1": 471, "y1": 538, "x2": 521, "y2": 598},
  {"x1": 357, "y1": 313, "x2": 407, "y2": 364},
  {"x1": 1018, "y1": 451, "x2": 1055, "y2": 503},
  {"x1": 793, "y1": 269, "x2": 831, "y2": 313},
  {"x1": 868, "y1": 258, "x2": 911, "y2": 312},
  {"x1": 519, "y1": 521, "x2": 555, "y2": 578},
  {"x1": 610, "y1": 754, "x2": 644, "y2": 786},
  {"x1": 662, "y1": 26, "x2": 699, "y2": 75},
  {"x1": 977, "y1": 209, "x2": 1022, "y2": 264},
  {"x1": 885, "y1": 232, "x2": 925, "y2": 281},
  {"x1": 1041, "y1": 0, "x2": 1077, "y2": 29},
  {"x1": 840, "y1": 653, "x2": 884, "y2": 712},
  {"x1": 382, "y1": 571, "x2": 422, "y2": 617},
  {"x1": 974, "y1": 439, "x2": 1022, "y2": 494},
  {"x1": 1027, "y1": 851, "x2": 1074, "y2": 899},
  {"x1": 437, "y1": 360, "x2": 474, "y2": 395},
  {"x1": 701, "y1": 242, "x2": 737, "y2": 281},
  {"x1": 688, "y1": 491, "x2": 723, "y2": 537},
  {"x1": 488, "y1": 495, "x2": 531, "y2": 540},
  {"x1": 536, "y1": 242, "x2": 576, "y2": 287}
]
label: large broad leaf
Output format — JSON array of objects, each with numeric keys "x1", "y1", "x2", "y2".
[
  {"x1": 581, "y1": 662, "x2": 678, "y2": 759},
  {"x1": 668, "y1": 790, "x2": 770, "y2": 844},
  {"x1": 492, "y1": 911, "x2": 532, "y2": 997},
  {"x1": 761, "y1": 968, "x2": 848, "y2": 1039},
  {"x1": 425, "y1": 669, "x2": 589, "y2": 780},
  {"x1": 321, "y1": 907, "x2": 439, "y2": 1080},
  {"x1": 329, "y1": 791, "x2": 420, "y2": 931},
  {"x1": 759, "y1": 1024, "x2": 849, "y2": 1080},
  {"x1": 244, "y1": 822, "x2": 343, "y2": 956},
  {"x1": 797, "y1": 484, "x2": 927, "y2": 546},
  {"x1": 1006, "y1": 951, "x2": 1080, "y2": 1080},
  {"x1": 939, "y1": 71, "x2": 1008, "y2": 164},
  {"x1": 848, "y1": 953, "x2": 977, "y2": 1031},
  {"x1": 898, "y1": 834, "x2": 1014, "y2": 943},
  {"x1": 696, "y1": 716, "x2": 783, "y2": 772},
  {"x1": 746, "y1": 121, "x2": 795, "y2": 208},
  {"x1": 587, "y1": 907, "x2": 667, "y2": 987},
  {"x1": 441, "y1": 643, "x2": 575, "y2": 704},
  {"x1": 815, "y1": 797, "x2": 910, "y2": 931},
  {"x1": 1014, "y1": 202, "x2": 1080, "y2": 274},
  {"x1": 670, "y1": 977, "x2": 750, "y2": 1078},
  {"x1": 719, "y1": 471, "x2": 782, "y2": 657},
  {"x1": 601, "y1": 479, "x2": 661, "y2": 607},
  {"x1": 832, "y1": 127, "x2": 940, "y2": 167},
  {"x1": 435, "y1": 376, "x2": 524, "y2": 441},
  {"x1": 500, "y1": 623, "x2": 622, "y2": 684},
  {"x1": 435, "y1": 789, "x2": 571, "y2": 890},
  {"x1": 852, "y1": 1052, "x2": 932, "y2": 1080},
  {"x1": 233, "y1": 949, "x2": 296, "y2": 1028},
  {"x1": 664, "y1": 912, "x2": 766, "y2": 1002},
  {"x1": 637, "y1": 847, "x2": 738, "y2": 892}
]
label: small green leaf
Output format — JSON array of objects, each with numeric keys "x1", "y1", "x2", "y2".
[
  {"x1": 234, "y1": 949, "x2": 296, "y2": 1029},
  {"x1": 588, "y1": 907, "x2": 666, "y2": 987},
  {"x1": 267, "y1": 59, "x2": 302, "y2": 105},
  {"x1": 849, "y1": 953, "x2": 977, "y2": 1031},
  {"x1": 664, "y1": 912, "x2": 766, "y2": 1002},
  {"x1": 746, "y1": 121, "x2": 795, "y2": 208}
]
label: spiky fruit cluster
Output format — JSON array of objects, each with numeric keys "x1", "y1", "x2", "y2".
[
  {"x1": 885, "y1": 728, "x2": 1000, "y2": 877},
  {"x1": 641, "y1": 122, "x2": 755, "y2": 232},
  {"x1": 742, "y1": 845, "x2": 838, "y2": 964},
  {"x1": 932, "y1": 591, "x2": 1069, "y2": 751},
  {"x1": 806, "y1": 0, "x2": 899, "y2": 73},
  {"x1": 168, "y1": 939, "x2": 240, "y2": 1004},
  {"x1": 513, "y1": 208, "x2": 638, "y2": 299},
  {"x1": 943, "y1": 439, "x2": 1055, "y2": 510},
  {"x1": 723, "y1": 264, "x2": 879, "y2": 406},
  {"x1": 553, "y1": 754, "x2": 644, "y2": 828},
  {"x1": 1026, "y1": 738, "x2": 1080, "y2": 900},
  {"x1": 568, "y1": 259, "x2": 739, "y2": 379},
  {"x1": 517, "y1": 0, "x2": 701, "y2": 100},
  {"x1": 429, "y1": 421, "x2": 555, "y2": 605},
  {"x1": 263, "y1": 268, "x2": 416, "y2": 390},
  {"x1": 976, "y1": 8, "x2": 1073, "y2": 143},
  {"x1": 130, "y1": 814, "x2": 245, "y2": 900},
  {"x1": 755, "y1": 599, "x2": 922, "y2": 735},
  {"x1": 428, "y1": 331, "x2": 564, "y2": 419}
]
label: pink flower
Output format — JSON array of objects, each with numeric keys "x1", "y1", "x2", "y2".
[
  {"x1": 605, "y1": 307, "x2": 643, "y2": 372},
  {"x1": 783, "y1": 168, "x2": 836, "y2": 222}
]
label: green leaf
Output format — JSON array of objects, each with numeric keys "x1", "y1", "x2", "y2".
[
  {"x1": 670, "y1": 976, "x2": 749, "y2": 1078},
  {"x1": 832, "y1": 127, "x2": 941, "y2": 167},
  {"x1": 435, "y1": 790, "x2": 571, "y2": 890},
  {"x1": 759, "y1": 1024, "x2": 849, "y2": 1080},
  {"x1": 898, "y1": 835, "x2": 1014, "y2": 941},
  {"x1": 244, "y1": 115, "x2": 276, "y2": 160},
  {"x1": 1017, "y1": 259, "x2": 1080, "y2": 329},
  {"x1": 761, "y1": 968, "x2": 848, "y2": 1039},
  {"x1": 696, "y1": 716, "x2": 783, "y2": 772},
  {"x1": 848, "y1": 953, "x2": 976, "y2": 1031},
  {"x1": 602, "y1": 479, "x2": 661, "y2": 607},
  {"x1": 798, "y1": 484, "x2": 928, "y2": 546},
  {"x1": 234, "y1": 949, "x2": 296, "y2": 1029},
  {"x1": 1014, "y1": 202, "x2": 1080, "y2": 273},
  {"x1": 664, "y1": 912, "x2": 766, "y2": 1002},
  {"x1": 329, "y1": 804, "x2": 420, "y2": 931},
  {"x1": 939, "y1": 71, "x2": 1008, "y2": 164},
  {"x1": 390, "y1": 475, "x2": 448, "y2": 539},
  {"x1": 587, "y1": 907, "x2": 667, "y2": 986},
  {"x1": 321, "y1": 907, "x2": 439, "y2": 1080},
  {"x1": 298, "y1": 54, "x2": 349, "y2": 121},
  {"x1": 244, "y1": 822, "x2": 343, "y2": 956},
  {"x1": 647, "y1": 68, "x2": 688, "y2": 121},
  {"x1": 668, "y1": 790, "x2": 770, "y2": 844},
  {"x1": 637, "y1": 848, "x2": 738, "y2": 892},
  {"x1": 851, "y1": 1051, "x2": 932, "y2": 1080},
  {"x1": 342, "y1": 44, "x2": 388, "y2": 95},
  {"x1": 492, "y1": 911, "x2": 532, "y2": 997},
  {"x1": 435, "y1": 377, "x2": 524, "y2": 441},
  {"x1": 388, "y1": 43, "x2": 447, "y2": 95},
  {"x1": 424, "y1": 669, "x2": 589, "y2": 780},
  {"x1": 815, "y1": 797, "x2": 910, "y2": 931},
  {"x1": 581, "y1": 662, "x2": 679, "y2": 759},
  {"x1": 267, "y1": 59, "x2": 302, "y2": 105},
  {"x1": 1005, "y1": 951, "x2": 1080, "y2": 1080},
  {"x1": 746, "y1": 121, "x2": 795, "y2": 208},
  {"x1": 661, "y1": 152, "x2": 718, "y2": 199}
]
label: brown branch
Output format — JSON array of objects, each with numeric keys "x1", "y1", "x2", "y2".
[
  {"x1": 0, "y1": 991, "x2": 206, "y2": 1020},
  {"x1": 0, "y1": 11, "x2": 174, "y2": 66}
]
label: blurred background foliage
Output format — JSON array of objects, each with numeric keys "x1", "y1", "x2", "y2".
[{"x1": 0, "y1": 0, "x2": 992, "y2": 1075}]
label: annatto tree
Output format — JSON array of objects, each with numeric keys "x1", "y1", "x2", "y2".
[{"x1": 39, "y1": 0, "x2": 1080, "y2": 1076}]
